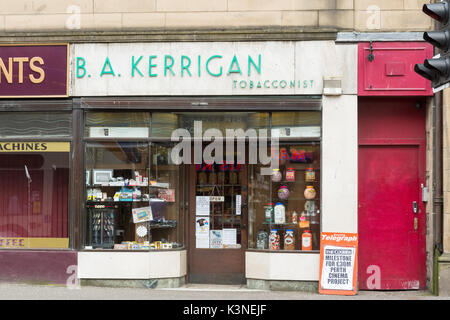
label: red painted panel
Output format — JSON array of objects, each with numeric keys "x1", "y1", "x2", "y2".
[
  {"x1": 0, "y1": 251, "x2": 77, "y2": 284},
  {"x1": 358, "y1": 42, "x2": 433, "y2": 96},
  {"x1": 359, "y1": 97, "x2": 426, "y2": 141},
  {"x1": 358, "y1": 97, "x2": 426, "y2": 290}
]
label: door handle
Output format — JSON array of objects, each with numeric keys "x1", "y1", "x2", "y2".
[{"x1": 413, "y1": 201, "x2": 418, "y2": 214}]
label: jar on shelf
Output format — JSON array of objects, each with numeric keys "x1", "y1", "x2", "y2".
[
  {"x1": 284, "y1": 229, "x2": 296, "y2": 250},
  {"x1": 264, "y1": 203, "x2": 275, "y2": 223},
  {"x1": 278, "y1": 185, "x2": 290, "y2": 200},
  {"x1": 256, "y1": 230, "x2": 269, "y2": 250},
  {"x1": 274, "y1": 202, "x2": 286, "y2": 224},
  {"x1": 302, "y1": 230, "x2": 312, "y2": 251},
  {"x1": 269, "y1": 229, "x2": 280, "y2": 250},
  {"x1": 285, "y1": 168, "x2": 296, "y2": 182},
  {"x1": 304, "y1": 185, "x2": 316, "y2": 200},
  {"x1": 305, "y1": 167, "x2": 315, "y2": 182},
  {"x1": 271, "y1": 168, "x2": 282, "y2": 182}
]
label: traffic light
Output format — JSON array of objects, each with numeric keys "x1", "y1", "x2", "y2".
[{"x1": 415, "y1": 1, "x2": 450, "y2": 90}]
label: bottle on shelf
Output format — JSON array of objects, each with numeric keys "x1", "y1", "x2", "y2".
[
  {"x1": 304, "y1": 185, "x2": 316, "y2": 200},
  {"x1": 271, "y1": 168, "x2": 282, "y2": 182},
  {"x1": 277, "y1": 185, "x2": 290, "y2": 200},
  {"x1": 285, "y1": 167, "x2": 296, "y2": 182},
  {"x1": 264, "y1": 203, "x2": 275, "y2": 223},
  {"x1": 269, "y1": 229, "x2": 280, "y2": 250},
  {"x1": 274, "y1": 202, "x2": 286, "y2": 224},
  {"x1": 305, "y1": 167, "x2": 315, "y2": 182},
  {"x1": 302, "y1": 230, "x2": 312, "y2": 251},
  {"x1": 284, "y1": 229, "x2": 295, "y2": 250}
]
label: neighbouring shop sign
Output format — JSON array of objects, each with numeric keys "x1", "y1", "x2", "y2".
[
  {"x1": 0, "y1": 142, "x2": 70, "y2": 152},
  {"x1": 71, "y1": 41, "x2": 356, "y2": 96},
  {"x1": 0, "y1": 237, "x2": 69, "y2": 249},
  {"x1": 0, "y1": 44, "x2": 69, "y2": 98},
  {"x1": 319, "y1": 232, "x2": 358, "y2": 295}
]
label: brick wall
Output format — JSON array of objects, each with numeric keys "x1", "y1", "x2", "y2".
[{"x1": 0, "y1": 0, "x2": 432, "y2": 32}]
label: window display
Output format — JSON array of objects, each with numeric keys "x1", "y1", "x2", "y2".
[
  {"x1": 249, "y1": 143, "x2": 321, "y2": 251},
  {"x1": 0, "y1": 146, "x2": 70, "y2": 249},
  {"x1": 85, "y1": 141, "x2": 183, "y2": 250}
]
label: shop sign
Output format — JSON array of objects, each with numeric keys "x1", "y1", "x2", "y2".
[
  {"x1": 319, "y1": 232, "x2": 358, "y2": 295},
  {"x1": 71, "y1": 42, "x2": 343, "y2": 96},
  {"x1": 0, "y1": 237, "x2": 69, "y2": 249},
  {"x1": 0, "y1": 142, "x2": 70, "y2": 152},
  {"x1": 0, "y1": 44, "x2": 69, "y2": 98}
]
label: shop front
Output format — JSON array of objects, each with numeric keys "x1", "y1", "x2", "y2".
[
  {"x1": 72, "y1": 41, "x2": 357, "y2": 289},
  {"x1": 0, "y1": 44, "x2": 77, "y2": 284}
]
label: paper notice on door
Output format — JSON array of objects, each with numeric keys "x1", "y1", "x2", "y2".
[
  {"x1": 196, "y1": 236, "x2": 210, "y2": 249},
  {"x1": 209, "y1": 230, "x2": 223, "y2": 248},
  {"x1": 195, "y1": 216, "x2": 210, "y2": 236},
  {"x1": 235, "y1": 195, "x2": 241, "y2": 216},
  {"x1": 196, "y1": 196, "x2": 210, "y2": 216},
  {"x1": 222, "y1": 228, "x2": 237, "y2": 246}
]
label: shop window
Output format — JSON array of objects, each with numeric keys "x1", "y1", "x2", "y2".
[
  {"x1": 151, "y1": 112, "x2": 269, "y2": 138},
  {"x1": 85, "y1": 141, "x2": 183, "y2": 250},
  {"x1": 0, "y1": 112, "x2": 71, "y2": 138},
  {"x1": 0, "y1": 145, "x2": 70, "y2": 249},
  {"x1": 271, "y1": 111, "x2": 321, "y2": 138},
  {"x1": 248, "y1": 111, "x2": 321, "y2": 252},
  {"x1": 85, "y1": 112, "x2": 150, "y2": 138}
]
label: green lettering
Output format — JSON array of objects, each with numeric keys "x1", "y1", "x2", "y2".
[
  {"x1": 164, "y1": 55, "x2": 175, "y2": 76},
  {"x1": 76, "y1": 57, "x2": 86, "y2": 78},
  {"x1": 248, "y1": 54, "x2": 261, "y2": 76},
  {"x1": 131, "y1": 56, "x2": 143, "y2": 77},
  {"x1": 181, "y1": 55, "x2": 192, "y2": 77},
  {"x1": 227, "y1": 55, "x2": 242, "y2": 75},
  {"x1": 100, "y1": 57, "x2": 115, "y2": 77},
  {"x1": 206, "y1": 55, "x2": 222, "y2": 77},
  {"x1": 198, "y1": 55, "x2": 201, "y2": 77},
  {"x1": 149, "y1": 55, "x2": 157, "y2": 77}
]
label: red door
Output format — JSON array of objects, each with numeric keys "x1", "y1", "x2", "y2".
[{"x1": 358, "y1": 97, "x2": 426, "y2": 290}]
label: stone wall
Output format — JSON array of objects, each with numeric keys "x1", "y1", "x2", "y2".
[{"x1": 0, "y1": 0, "x2": 432, "y2": 33}]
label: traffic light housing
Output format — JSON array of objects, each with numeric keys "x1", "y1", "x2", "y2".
[{"x1": 415, "y1": 1, "x2": 450, "y2": 89}]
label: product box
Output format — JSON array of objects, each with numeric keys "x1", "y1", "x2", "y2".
[
  {"x1": 158, "y1": 189, "x2": 175, "y2": 202},
  {"x1": 132, "y1": 206, "x2": 153, "y2": 223}
]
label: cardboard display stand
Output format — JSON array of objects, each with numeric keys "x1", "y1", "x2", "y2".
[{"x1": 319, "y1": 232, "x2": 358, "y2": 296}]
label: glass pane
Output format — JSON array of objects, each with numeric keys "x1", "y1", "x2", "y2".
[
  {"x1": 271, "y1": 111, "x2": 321, "y2": 138},
  {"x1": 85, "y1": 141, "x2": 151, "y2": 250},
  {"x1": 152, "y1": 112, "x2": 269, "y2": 138},
  {"x1": 195, "y1": 143, "x2": 244, "y2": 249},
  {"x1": 85, "y1": 112, "x2": 150, "y2": 138},
  {"x1": 85, "y1": 141, "x2": 183, "y2": 250},
  {"x1": 249, "y1": 142, "x2": 321, "y2": 251},
  {"x1": 149, "y1": 142, "x2": 183, "y2": 249},
  {"x1": 0, "y1": 146, "x2": 70, "y2": 249},
  {"x1": 0, "y1": 112, "x2": 71, "y2": 138}
]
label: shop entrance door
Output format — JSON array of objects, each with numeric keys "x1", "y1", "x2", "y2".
[
  {"x1": 187, "y1": 145, "x2": 247, "y2": 284},
  {"x1": 358, "y1": 98, "x2": 426, "y2": 290}
]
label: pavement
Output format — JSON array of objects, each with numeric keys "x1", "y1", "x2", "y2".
[{"x1": 0, "y1": 282, "x2": 448, "y2": 300}]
